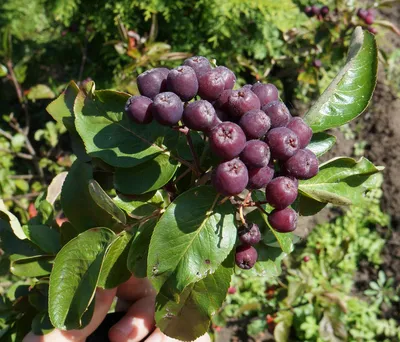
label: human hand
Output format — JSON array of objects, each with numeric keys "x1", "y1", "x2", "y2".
[{"x1": 23, "y1": 276, "x2": 210, "y2": 342}]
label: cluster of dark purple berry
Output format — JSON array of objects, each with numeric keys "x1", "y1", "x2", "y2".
[
  {"x1": 304, "y1": 5, "x2": 329, "y2": 19},
  {"x1": 357, "y1": 8, "x2": 377, "y2": 34},
  {"x1": 125, "y1": 56, "x2": 319, "y2": 270}
]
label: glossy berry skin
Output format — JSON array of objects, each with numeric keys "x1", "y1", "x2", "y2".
[
  {"x1": 251, "y1": 82, "x2": 279, "y2": 106},
  {"x1": 214, "y1": 89, "x2": 233, "y2": 111},
  {"x1": 364, "y1": 14, "x2": 374, "y2": 25},
  {"x1": 240, "y1": 140, "x2": 270, "y2": 168},
  {"x1": 265, "y1": 176, "x2": 298, "y2": 209},
  {"x1": 137, "y1": 68, "x2": 168, "y2": 99},
  {"x1": 239, "y1": 109, "x2": 271, "y2": 140},
  {"x1": 268, "y1": 208, "x2": 298, "y2": 233},
  {"x1": 357, "y1": 9, "x2": 368, "y2": 20},
  {"x1": 313, "y1": 59, "x2": 322, "y2": 69},
  {"x1": 166, "y1": 66, "x2": 198, "y2": 101},
  {"x1": 228, "y1": 287, "x2": 237, "y2": 294},
  {"x1": 215, "y1": 66, "x2": 236, "y2": 89},
  {"x1": 235, "y1": 244, "x2": 258, "y2": 269},
  {"x1": 265, "y1": 127, "x2": 299, "y2": 161},
  {"x1": 261, "y1": 101, "x2": 291, "y2": 128},
  {"x1": 304, "y1": 6, "x2": 314, "y2": 17},
  {"x1": 368, "y1": 26, "x2": 378, "y2": 34},
  {"x1": 209, "y1": 122, "x2": 246, "y2": 160},
  {"x1": 215, "y1": 108, "x2": 230, "y2": 122},
  {"x1": 283, "y1": 149, "x2": 319, "y2": 179},
  {"x1": 151, "y1": 92, "x2": 183, "y2": 126},
  {"x1": 228, "y1": 89, "x2": 261, "y2": 119},
  {"x1": 238, "y1": 223, "x2": 261, "y2": 245},
  {"x1": 242, "y1": 84, "x2": 253, "y2": 90},
  {"x1": 212, "y1": 159, "x2": 249, "y2": 196},
  {"x1": 125, "y1": 96, "x2": 153, "y2": 124},
  {"x1": 183, "y1": 56, "x2": 212, "y2": 78},
  {"x1": 198, "y1": 70, "x2": 225, "y2": 101},
  {"x1": 303, "y1": 256, "x2": 310, "y2": 262},
  {"x1": 247, "y1": 165, "x2": 274, "y2": 189},
  {"x1": 287, "y1": 117, "x2": 312, "y2": 148},
  {"x1": 320, "y1": 6, "x2": 329, "y2": 17},
  {"x1": 182, "y1": 100, "x2": 216, "y2": 131},
  {"x1": 311, "y1": 5, "x2": 320, "y2": 16}
]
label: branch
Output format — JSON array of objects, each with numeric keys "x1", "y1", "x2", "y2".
[
  {"x1": 2, "y1": 192, "x2": 40, "y2": 201},
  {"x1": 0, "y1": 148, "x2": 34, "y2": 160}
]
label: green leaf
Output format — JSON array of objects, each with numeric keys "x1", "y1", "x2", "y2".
[
  {"x1": 10, "y1": 256, "x2": 53, "y2": 277},
  {"x1": 88, "y1": 180, "x2": 126, "y2": 224},
  {"x1": 46, "y1": 172, "x2": 68, "y2": 205},
  {"x1": 21, "y1": 225, "x2": 61, "y2": 255},
  {"x1": 299, "y1": 157, "x2": 382, "y2": 205},
  {"x1": 60, "y1": 221, "x2": 80, "y2": 246},
  {"x1": 147, "y1": 186, "x2": 236, "y2": 298},
  {"x1": 11, "y1": 134, "x2": 25, "y2": 151},
  {"x1": 113, "y1": 191, "x2": 165, "y2": 218},
  {"x1": 245, "y1": 245, "x2": 286, "y2": 278},
  {"x1": 27, "y1": 84, "x2": 55, "y2": 101},
  {"x1": 0, "y1": 64, "x2": 7, "y2": 77},
  {"x1": 128, "y1": 218, "x2": 157, "y2": 278},
  {"x1": 274, "y1": 311, "x2": 293, "y2": 342},
  {"x1": 0, "y1": 201, "x2": 26, "y2": 240},
  {"x1": 292, "y1": 193, "x2": 327, "y2": 216},
  {"x1": 98, "y1": 231, "x2": 133, "y2": 289},
  {"x1": 307, "y1": 133, "x2": 336, "y2": 157},
  {"x1": 304, "y1": 28, "x2": 378, "y2": 132},
  {"x1": 74, "y1": 89, "x2": 176, "y2": 168},
  {"x1": 61, "y1": 161, "x2": 125, "y2": 232},
  {"x1": 49, "y1": 228, "x2": 115, "y2": 330},
  {"x1": 32, "y1": 312, "x2": 54, "y2": 336},
  {"x1": 114, "y1": 153, "x2": 179, "y2": 195},
  {"x1": 155, "y1": 254, "x2": 234, "y2": 341}
]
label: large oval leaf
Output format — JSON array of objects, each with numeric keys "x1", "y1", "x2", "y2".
[
  {"x1": 304, "y1": 27, "x2": 377, "y2": 132},
  {"x1": 10, "y1": 256, "x2": 53, "y2": 277},
  {"x1": 307, "y1": 133, "x2": 336, "y2": 157},
  {"x1": 155, "y1": 254, "x2": 234, "y2": 341},
  {"x1": 49, "y1": 228, "x2": 115, "y2": 330},
  {"x1": 113, "y1": 192, "x2": 165, "y2": 218},
  {"x1": 21, "y1": 225, "x2": 61, "y2": 255},
  {"x1": 114, "y1": 153, "x2": 179, "y2": 195},
  {"x1": 299, "y1": 157, "x2": 382, "y2": 206},
  {"x1": 147, "y1": 186, "x2": 236, "y2": 298}
]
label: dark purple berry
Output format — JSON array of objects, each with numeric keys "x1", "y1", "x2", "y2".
[
  {"x1": 227, "y1": 89, "x2": 261, "y2": 119},
  {"x1": 166, "y1": 66, "x2": 198, "y2": 101},
  {"x1": 158, "y1": 68, "x2": 170, "y2": 78},
  {"x1": 198, "y1": 70, "x2": 225, "y2": 101},
  {"x1": 214, "y1": 89, "x2": 233, "y2": 111},
  {"x1": 304, "y1": 6, "x2": 314, "y2": 17},
  {"x1": 357, "y1": 9, "x2": 368, "y2": 20},
  {"x1": 268, "y1": 208, "x2": 298, "y2": 233},
  {"x1": 251, "y1": 82, "x2": 279, "y2": 106},
  {"x1": 320, "y1": 6, "x2": 329, "y2": 17},
  {"x1": 212, "y1": 159, "x2": 249, "y2": 196},
  {"x1": 265, "y1": 176, "x2": 298, "y2": 209},
  {"x1": 183, "y1": 56, "x2": 212, "y2": 78},
  {"x1": 152, "y1": 92, "x2": 183, "y2": 126},
  {"x1": 286, "y1": 117, "x2": 312, "y2": 148},
  {"x1": 311, "y1": 5, "x2": 320, "y2": 16},
  {"x1": 247, "y1": 165, "x2": 274, "y2": 189},
  {"x1": 313, "y1": 59, "x2": 322, "y2": 69},
  {"x1": 238, "y1": 223, "x2": 261, "y2": 245},
  {"x1": 239, "y1": 109, "x2": 271, "y2": 140},
  {"x1": 215, "y1": 109, "x2": 230, "y2": 122},
  {"x1": 261, "y1": 101, "x2": 291, "y2": 128},
  {"x1": 240, "y1": 140, "x2": 270, "y2": 168},
  {"x1": 283, "y1": 149, "x2": 319, "y2": 179},
  {"x1": 182, "y1": 100, "x2": 216, "y2": 132},
  {"x1": 215, "y1": 66, "x2": 236, "y2": 89},
  {"x1": 265, "y1": 127, "x2": 299, "y2": 161},
  {"x1": 125, "y1": 96, "x2": 153, "y2": 124},
  {"x1": 242, "y1": 84, "x2": 253, "y2": 90},
  {"x1": 235, "y1": 244, "x2": 257, "y2": 269},
  {"x1": 303, "y1": 256, "x2": 310, "y2": 262},
  {"x1": 137, "y1": 68, "x2": 168, "y2": 99},
  {"x1": 368, "y1": 26, "x2": 378, "y2": 34},
  {"x1": 209, "y1": 122, "x2": 246, "y2": 160},
  {"x1": 364, "y1": 14, "x2": 374, "y2": 25}
]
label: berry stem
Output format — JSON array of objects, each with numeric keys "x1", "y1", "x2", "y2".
[
  {"x1": 186, "y1": 130, "x2": 202, "y2": 174},
  {"x1": 239, "y1": 205, "x2": 246, "y2": 226}
]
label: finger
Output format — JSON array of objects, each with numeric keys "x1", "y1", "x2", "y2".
[
  {"x1": 23, "y1": 287, "x2": 117, "y2": 342},
  {"x1": 108, "y1": 295, "x2": 156, "y2": 342},
  {"x1": 117, "y1": 276, "x2": 156, "y2": 301},
  {"x1": 115, "y1": 298, "x2": 132, "y2": 312}
]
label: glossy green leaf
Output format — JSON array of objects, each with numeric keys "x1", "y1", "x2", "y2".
[
  {"x1": 147, "y1": 186, "x2": 236, "y2": 298},
  {"x1": 49, "y1": 228, "x2": 115, "y2": 330},
  {"x1": 155, "y1": 254, "x2": 234, "y2": 341},
  {"x1": 10, "y1": 256, "x2": 53, "y2": 277},
  {"x1": 0, "y1": 63, "x2": 7, "y2": 77},
  {"x1": 88, "y1": 180, "x2": 126, "y2": 224},
  {"x1": 113, "y1": 191, "x2": 165, "y2": 218},
  {"x1": 27, "y1": 84, "x2": 55, "y2": 101},
  {"x1": 128, "y1": 218, "x2": 157, "y2": 278},
  {"x1": 114, "y1": 153, "x2": 179, "y2": 195},
  {"x1": 98, "y1": 231, "x2": 133, "y2": 289},
  {"x1": 245, "y1": 245, "x2": 286, "y2": 278},
  {"x1": 60, "y1": 221, "x2": 80, "y2": 246},
  {"x1": 307, "y1": 133, "x2": 336, "y2": 157},
  {"x1": 32, "y1": 312, "x2": 54, "y2": 336},
  {"x1": 61, "y1": 161, "x2": 124, "y2": 232},
  {"x1": 74, "y1": 89, "x2": 175, "y2": 168},
  {"x1": 292, "y1": 194, "x2": 327, "y2": 216},
  {"x1": 0, "y1": 200, "x2": 26, "y2": 240},
  {"x1": 304, "y1": 28, "x2": 377, "y2": 132},
  {"x1": 299, "y1": 157, "x2": 382, "y2": 206},
  {"x1": 21, "y1": 225, "x2": 60, "y2": 255}
]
